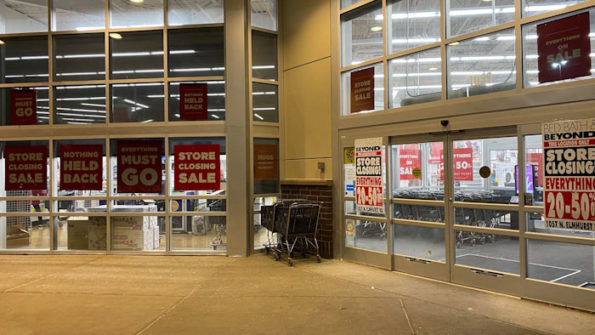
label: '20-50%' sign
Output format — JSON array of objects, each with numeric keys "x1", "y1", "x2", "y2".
[{"x1": 546, "y1": 191, "x2": 595, "y2": 222}]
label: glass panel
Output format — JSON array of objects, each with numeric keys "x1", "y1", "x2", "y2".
[
  {"x1": 110, "y1": 31, "x2": 163, "y2": 80},
  {"x1": 525, "y1": 135, "x2": 544, "y2": 206},
  {"x1": 252, "y1": 82, "x2": 278, "y2": 122},
  {"x1": 0, "y1": 140, "x2": 50, "y2": 193},
  {"x1": 53, "y1": 34, "x2": 105, "y2": 81},
  {"x1": 446, "y1": 0, "x2": 515, "y2": 38},
  {"x1": 523, "y1": 0, "x2": 588, "y2": 17},
  {"x1": 52, "y1": 0, "x2": 105, "y2": 31},
  {"x1": 393, "y1": 224, "x2": 445, "y2": 261},
  {"x1": 168, "y1": 0, "x2": 223, "y2": 26},
  {"x1": 0, "y1": 87, "x2": 49, "y2": 126},
  {"x1": 170, "y1": 199, "x2": 224, "y2": 213},
  {"x1": 526, "y1": 212, "x2": 595, "y2": 239},
  {"x1": 0, "y1": 0, "x2": 48, "y2": 34},
  {"x1": 53, "y1": 139, "x2": 107, "y2": 196},
  {"x1": 254, "y1": 196, "x2": 278, "y2": 250},
  {"x1": 168, "y1": 27, "x2": 225, "y2": 78},
  {"x1": 345, "y1": 219, "x2": 387, "y2": 252},
  {"x1": 53, "y1": 200, "x2": 107, "y2": 213},
  {"x1": 453, "y1": 137, "x2": 518, "y2": 204},
  {"x1": 341, "y1": 0, "x2": 363, "y2": 9},
  {"x1": 110, "y1": 138, "x2": 165, "y2": 196},
  {"x1": 54, "y1": 85, "x2": 106, "y2": 125},
  {"x1": 527, "y1": 239, "x2": 594, "y2": 289},
  {"x1": 0, "y1": 36, "x2": 49, "y2": 84},
  {"x1": 1, "y1": 215, "x2": 49, "y2": 250},
  {"x1": 110, "y1": 83, "x2": 164, "y2": 123},
  {"x1": 251, "y1": 0, "x2": 277, "y2": 31},
  {"x1": 394, "y1": 204, "x2": 445, "y2": 223},
  {"x1": 110, "y1": 0, "x2": 163, "y2": 28},
  {"x1": 344, "y1": 147, "x2": 355, "y2": 197},
  {"x1": 341, "y1": 63, "x2": 384, "y2": 115},
  {"x1": 55, "y1": 216, "x2": 107, "y2": 251},
  {"x1": 387, "y1": 0, "x2": 440, "y2": 54},
  {"x1": 522, "y1": 9, "x2": 595, "y2": 88},
  {"x1": 455, "y1": 208, "x2": 518, "y2": 230},
  {"x1": 111, "y1": 215, "x2": 164, "y2": 251},
  {"x1": 389, "y1": 47, "x2": 442, "y2": 108},
  {"x1": 171, "y1": 215, "x2": 226, "y2": 251},
  {"x1": 455, "y1": 232, "x2": 519, "y2": 274},
  {"x1": 345, "y1": 200, "x2": 356, "y2": 215},
  {"x1": 169, "y1": 137, "x2": 226, "y2": 196},
  {"x1": 447, "y1": 29, "x2": 516, "y2": 99},
  {"x1": 168, "y1": 81, "x2": 225, "y2": 121},
  {"x1": 254, "y1": 138, "x2": 279, "y2": 194},
  {"x1": 341, "y1": 2, "x2": 383, "y2": 67},
  {"x1": 393, "y1": 142, "x2": 444, "y2": 198},
  {"x1": 252, "y1": 31, "x2": 277, "y2": 80}
]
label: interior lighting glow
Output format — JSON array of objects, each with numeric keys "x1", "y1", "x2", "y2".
[
  {"x1": 0, "y1": 40, "x2": 4, "y2": 45},
  {"x1": 254, "y1": 107, "x2": 275, "y2": 111},
  {"x1": 428, "y1": 67, "x2": 438, "y2": 71},
  {"x1": 392, "y1": 38, "x2": 439, "y2": 44},
  {"x1": 450, "y1": 8, "x2": 514, "y2": 16},
  {"x1": 171, "y1": 68, "x2": 211, "y2": 72},
  {"x1": 525, "y1": 5, "x2": 567, "y2": 12},
  {"x1": 81, "y1": 103, "x2": 106, "y2": 108},
  {"x1": 252, "y1": 65, "x2": 275, "y2": 69},
  {"x1": 254, "y1": 113, "x2": 264, "y2": 120},
  {"x1": 130, "y1": 0, "x2": 144, "y2": 3},
  {"x1": 57, "y1": 112, "x2": 106, "y2": 119},
  {"x1": 370, "y1": 26, "x2": 382, "y2": 32},
  {"x1": 449, "y1": 42, "x2": 460, "y2": 46},
  {"x1": 76, "y1": 26, "x2": 103, "y2": 31},
  {"x1": 211, "y1": 115, "x2": 220, "y2": 119},
  {"x1": 110, "y1": 33, "x2": 123, "y2": 39}
]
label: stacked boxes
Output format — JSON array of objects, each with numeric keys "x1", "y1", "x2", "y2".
[
  {"x1": 111, "y1": 216, "x2": 159, "y2": 251},
  {"x1": 88, "y1": 217, "x2": 107, "y2": 250},
  {"x1": 67, "y1": 217, "x2": 89, "y2": 250}
]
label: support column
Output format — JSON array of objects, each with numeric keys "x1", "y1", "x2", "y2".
[{"x1": 225, "y1": 0, "x2": 250, "y2": 256}]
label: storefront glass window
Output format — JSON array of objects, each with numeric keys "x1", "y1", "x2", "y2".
[
  {"x1": 252, "y1": 82, "x2": 278, "y2": 122},
  {"x1": 345, "y1": 219, "x2": 387, "y2": 252},
  {"x1": 389, "y1": 47, "x2": 442, "y2": 108},
  {"x1": 0, "y1": 36, "x2": 48, "y2": 84},
  {"x1": 252, "y1": 31, "x2": 278, "y2": 80},
  {"x1": 251, "y1": 0, "x2": 277, "y2": 31},
  {"x1": 0, "y1": 0, "x2": 48, "y2": 34},
  {"x1": 522, "y1": 0, "x2": 588, "y2": 18},
  {"x1": 53, "y1": 34, "x2": 105, "y2": 81},
  {"x1": 386, "y1": 0, "x2": 440, "y2": 55},
  {"x1": 168, "y1": 27, "x2": 225, "y2": 78},
  {"x1": 168, "y1": 0, "x2": 224, "y2": 26},
  {"x1": 446, "y1": 0, "x2": 515, "y2": 38},
  {"x1": 341, "y1": 62, "x2": 384, "y2": 115},
  {"x1": 455, "y1": 233, "x2": 520, "y2": 274},
  {"x1": 52, "y1": 0, "x2": 105, "y2": 31},
  {"x1": 110, "y1": 0, "x2": 163, "y2": 28},
  {"x1": 0, "y1": 87, "x2": 49, "y2": 126},
  {"x1": 54, "y1": 85, "x2": 106, "y2": 125},
  {"x1": 253, "y1": 138, "x2": 279, "y2": 194},
  {"x1": 447, "y1": 29, "x2": 516, "y2": 99},
  {"x1": 110, "y1": 83, "x2": 164, "y2": 123},
  {"x1": 340, "y1": 1, "x2": 383, "y2": 67},
  {"x1": 393, "y1": 224, "x2": 445, "y2": 261},
  {"x1": 110, "y1": 30, "x2": 163, "y2": 80},
  {"x1": 168, "y1": 81, "x2": 225, "y2": 121}
]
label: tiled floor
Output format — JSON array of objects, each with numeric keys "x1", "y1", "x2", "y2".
[{"x1": 0, "y1": 254, "x2": 593, "y2": 335}]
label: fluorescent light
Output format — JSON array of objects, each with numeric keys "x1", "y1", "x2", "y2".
[
  {"x1": 370, "y1": 26, "x2": 382, "y2": 32},
  {"x1": 81, "y1": 103, "x2": 106, "y2": 108},
  {"x1": 211, "y1": 115, "x2": 220, "y2": 119},
  {"x1": 63, "y1": 53, "x2": 104, "y2": 59},
  {"x1": 392, "y1": 38, "x2": 439, "y2": 44},
  {"x1": 172, "y1": 68, "x2": 211, "y2": 72},
  {"x1": 57, "y1": 113, "x2": 105, "y2": 119},
  {"x1": 170, "y1": 50, "x2": 196, "y2": 55},
  {"x1": 254, "y1": 107, "x2": 275, "y2": 111},
  {"x1": 0, "y1": 40, "x2": 4, "y2": 45},
  {"x1": 252, "y1": 65, "x2": 275, "y2": 69},
  {"x1": 254, "y1": 113, "x2": 264, "y2": 120},
  {"x1": 76, "y1": 26, "x2": 103, "y2": 31}
]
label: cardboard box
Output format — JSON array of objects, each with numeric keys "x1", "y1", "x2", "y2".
[
  {"x1": 111, "y1": 216, "x2": 157, "y2": 251},
  {"x1": 88, "y1": 217, "x2": 106, "y2": 250},
  {"x1": 67, "y1": 217, "x2": 89, "y2": 250}
]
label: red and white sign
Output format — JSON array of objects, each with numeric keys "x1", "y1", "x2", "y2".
[
  {"x1": 60, "y1": 144, "x2": 103, "y2": 191},
  {"x1": 542, "y1": 118, "x2": 595, "y2": 231},
  {"x1": 537, "y1": 12, "x2": 591, "y2": 83},
  {"x1": 399, "y1": 148, "x2": 421, "y2": 180},
  {"x1": 355, "y1": 137, "x2": 384, "y2": 214},
  {"x1": 117, "y1": 140, "x2": 162, "y2": 193},
  {"x1": 526, "y1": 152, "x2": 544, "y2": 187},
  {"x1": 350, "y1": 67, "x2": 374, "y2": 114},
  {"x1": 179, "y1": 84, "x2": 208, "y2": 120},
  {"x1": 173, "y1": 144, "x2": 220, "y2": 191},
  {"x1": 4, "y1": 145, "x2": 47, "y2": 190},
  {"x1": 453, "y1": 148, "x2": 473, "y2": 181},
  {"x1": 254, "y1": 144, "x2": 278, "y2": 181},
  {"x1": 10, "y1": 90, "x2": 37, "y2": 125}
]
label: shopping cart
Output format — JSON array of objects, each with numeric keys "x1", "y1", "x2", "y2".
[{"x1": 261, "y1": 199, "x2": 321, "y2": 266}]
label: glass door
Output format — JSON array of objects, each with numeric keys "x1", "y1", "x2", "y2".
[{"x1": 390, "y1": 134, "x2": 448, "y2": 281}]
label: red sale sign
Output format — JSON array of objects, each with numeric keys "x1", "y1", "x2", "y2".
[
  {"x1": 350, "y1": 67, "x2": 374, "y2": 114},
  {"x1": 537, "y1": 12, "x2": 591, "y2": 83},
  {"x1": 174, "y1": 144, "x2": 220, "y2": 191},
  {"x1": 454, "y1": 148, "x2": 473, "y2": 181},
  {"x1": 399, "y1": 148, "x2": 421, "y2": 180},
  {"x1": 117, "y1": 140, "x2": 162, "y2": 193},
  {"x1": 179, "y1": 84, "x2": 208, "y2": 120},
  {"x1": 254, "y1": 144, "x2": 278, "y2": 181},
  {"x1": 4, "y1": 145, "x2": 47, "y2": 190},
  {"x1": 60, "y1": 144, "x2": 103, "y2": 191},
  {"x1": 10, "y1": 90, "x2": 37, "y2": 125}
]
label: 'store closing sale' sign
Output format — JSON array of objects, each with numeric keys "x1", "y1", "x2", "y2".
[
  {"x1": 60, "y1": 144, "x2": 103, "y2": 190},
  {"x1": 355, "y1": 137, "x2": 384, "y2": 214},
  {"x1": 543, "y1": 118, "x2": 595, "y2": 231},
  {"x1": 117, "y1": 140, "x2": 162, "y2": 193},
  {"x1": 174, "y1": 145, "x2": 220, "y2": 191},
  {"x1": 4, "y1": 145, "x2": 47, "y2": 190}
]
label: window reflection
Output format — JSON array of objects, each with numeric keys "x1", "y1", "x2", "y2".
[
  {"x1": 110, "y1": 31, "x2": 164, "y2": 80},
  {"x1": 446, "y1": 0, "x2": 515, "y2": 38},
  {"x1": 53, "y1": 34, "x2": 105, "y2": 81},
  {"x1": 252, "y1": 82, "x2": 278, "y2": 122},
  {"x1": 251, "y1": 0, "x2": 277, "y2": 31},
  {"x1": 110, "y1": 0, "x2": 163, "y2": 28},
  {"x1": 168, "y1": 28, "x2": 225, "y2": 78},
  {"x1": 0, "y1": 36, "x2": 48, "y2": 84},
  {"x1": 387, "y1": 0, "x2": 440, "y2": 54},
  {"x1": 168, "y1": 0, "x2": 224, "y2": 26},
  {"x1": 0, "y1": 0, "x2": 48, "y2": 34},
  {"x1": 340, "y1": 2, "x2": 383, "y2": 67},
  {"x1": 110, "y1": 83, "x2": 164, "y2": 123},
  {"x1": 389, "y1": 48, "x2": 442, "y2": 107},
  {"x1": 53, "y1": 0, "x2": 105, "y2": 31},
  {"x1": 54, "y1": 85, "x2": 106, "y2": 125},
  {"x1": 252, "y1": 31, "x2": 278, "y2": 80}
]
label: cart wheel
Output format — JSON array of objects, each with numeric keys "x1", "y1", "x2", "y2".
[
  {"x1": 288, "y1": 259, "x2": 294, "y2": 267},
  {"x1": 456, "y1": 241, "x2": 462, "y2": 249},
  {"x1": 316, "y1": 255, "x2": 321, "y2": 263}
]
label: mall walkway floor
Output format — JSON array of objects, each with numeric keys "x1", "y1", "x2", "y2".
[{"x1": 0, "y1": 254, "x2": 593, "y2": 335}]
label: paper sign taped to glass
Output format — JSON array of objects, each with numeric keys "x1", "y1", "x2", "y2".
[{"x1": 355, "y1": 137, "x2": 384, "y2": 215}]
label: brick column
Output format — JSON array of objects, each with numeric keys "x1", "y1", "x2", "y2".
[{"x1": 281, "y1": 181, "x2": 333, "y2": 258}]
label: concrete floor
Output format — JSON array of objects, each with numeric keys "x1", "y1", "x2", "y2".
[{"x1": 0, "y1": 255, "x2": 593, "y2": 335}]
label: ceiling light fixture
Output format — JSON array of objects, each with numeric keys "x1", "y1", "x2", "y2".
[
  {"x1": 449, "y1": 42, "x2": 460, "y2": 46},
  {"x1": 130, "y1": 0, "x2": 144, "y2": 3},
  {"x1": 0, "y1": 40, "x2": 5, "y2": 45},
  {"x1": 428, "y1": 67, "x2": 438, "y2": 71},
  {"x1": 370, "y1": 26, "x2": 382, "y2": 32},
  {"x1": 109, "y1": 33, "x2": 122, "y2": 39}
]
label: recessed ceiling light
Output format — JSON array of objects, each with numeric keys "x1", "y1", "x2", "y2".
[
  {"x1": 109, "y1": 33, "x2": 122, "y2": 39},
  {"x1": 0, "y1": 40, "x2": 4, "y2": 45},
  {"x1": 481, "y1": 0, "x2": 492, "y2": 2},
  {"x1": 428, "y1": 67, "x2": 438, "y2": 71},
  {"x1": 449, "y1": 42, "x2": 460, "y2": 46},
  {"x1": 130, "y1": 0, "x2": 144, "y2": 3},
  {"x1": 370, "y1": 26, "x2": 382, "y2": 32}
]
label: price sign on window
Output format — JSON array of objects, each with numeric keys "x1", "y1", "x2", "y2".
[{"x1": 355, "y1": 137, "x2": 384, "y2": 215}]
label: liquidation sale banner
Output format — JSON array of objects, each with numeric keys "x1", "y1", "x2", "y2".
[
  {"x1": 350, "y1": 67, "x2": 374, "y2": 114},
  {"x1": 542, "y1": 118, "x2": 595, "y2": 231},
  {"x1": 5, "y1": 145, "x2": 47, "y2": 190},
  {"x1": 10, "y1": 90, "x2": 37, "y2": 125},
  {"x1": 254, "y1": 144, "x2": 278, "y2": 181},
  {"x1": 179, "y1": 84, "x2": 208, "y2": 120},
  {"x1": 355, "y1": 137, "x2": 384, "y2": 214},
  {"x1": 60, "y1": 144, "x2": 103, "y2": 190},
  {"x1": 453, "y1": 148, "x2": 473, "y2": 181},
  {"x1": 174, "y1": 144, "x2": 220, "y2": 191},
  {"x1": 117, "y1": 140, "x2": 162, "y2": 193},
  {"x1": 399, "y1": 148, "x2": 421, "y2": 180}
]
